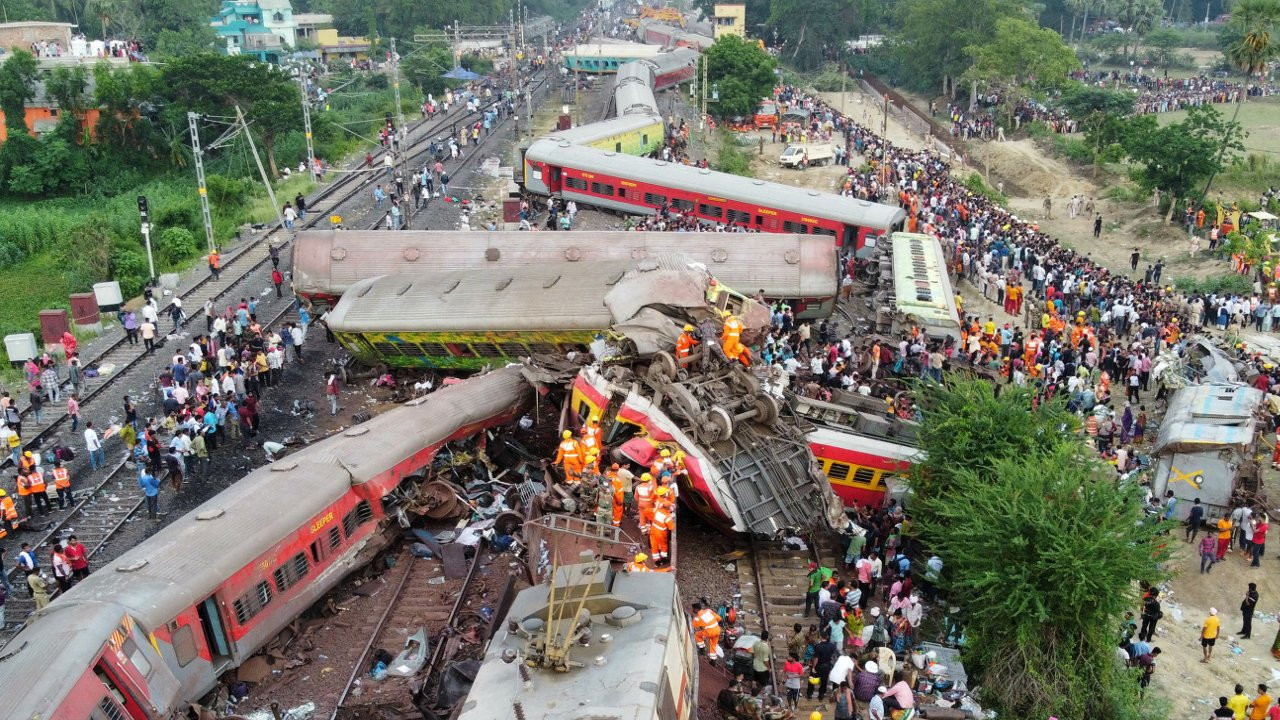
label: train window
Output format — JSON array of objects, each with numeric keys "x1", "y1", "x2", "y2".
[
  {"x1": 371, "y1": 341, "x2": 405, "y2": 356},
  {"x1": 418, "y1": 342, "x2": 449, "y2": 356},
  {"x1": 614, "y1": 142, "x2": 623, "y2": 152},
  {"x1": 171, "y1": 624, "x2": 198, "y2": 667},
  {"x1": 122, "y1": 637, "x2": 153, "y2": 678},
  {"x1": 697, "y1": 203, "x2": 723, "y2": 219},
  {"x1": 590, "y1": 182, "x2": 615, "y2": 196},
  {"x1": 852, "y1": 467, "x2": 876, "y2": 487},
  {"x1": 329, "y1": 525, "x2": 342, "y2": 551},
  {"x1": 755, "y1": 215, "x2": 764, "y2": 225},
  {"x1": 233, "y1": 581, "x2": 273, "y2": 625},
  {"x1": 446, "y1": 343, "x2": 476, "y2": 357},
  {"x1": 273, "y1": 552, "x2": 311, "y2": 595},
  {"x1": 671, "y1": 198, "x2": 694, "y2": 212},
  {"x1": 783, "y1": 221, "x2": 810, "y2": 234},
  {"x1": 564, "y1": 177, "x2": 588, "y2": 191},
  {"x1": 726, "y1": 208, "x2": 751, "y2": 225},
  {"x1": 497, "y1": 343, "x2": 528, "y2": 357},
  {"x1": 641, "y1": 133, "x2": 649, "y2": 146},
  {"x1": 617, "y1": 187, "x2": 627, "y2": 198},
  {"x1": 827, "y1": 462, "x2": 851, "y2": 482},
  {"x1": 342, "y1": 500, "x2": 374, "y2": 538},
  {"x1": 526, "y1": 342, "x2": 557, "y2": 354},
  {"x1": 644, "y1": 192, "x2": 667, "y2": 206},
  {"x1": 470, "y1": 342, "x2": 504, "y2": 357},
  {"x1": 559, "y1": 343, "x2": 589, "y2": 354},
  {"x1": 812, "y1": 226, "x2": 836, "y2": 238},
  {"x1": 96, "y1": 696, "x2": 128, "y2": 720}
]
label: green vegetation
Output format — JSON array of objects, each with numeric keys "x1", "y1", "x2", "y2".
[
  {"x1": 911, "y1": 378, "x2": 1165, "y2": 720},
  {"x1": 1122, "y1": 105, "x2": 1245, "y2": 220},
  {"x1": 1173, "y1": 273, "x2": 1255, "y2": 295},
  {"x1": 702, "y1": 35, "x2": 778, "y2": 120},
  {"x1": 714, "y1": 131, "x2": 754, "y2": 176},
  {"x1": 961, "y1": 172, "x2": 1008, "y2": 205}
]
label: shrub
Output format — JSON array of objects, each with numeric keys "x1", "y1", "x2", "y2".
[
  {"x1": 962, "y1": 172, "x2": 1008, "y2": 205},
  {"x1": 109, "y1": 241, "x2": 150, "y2": 297},
  {"x1": 157, "y1": 226, "x2": 200, "y2": 264},
  {"x1": 1051, "y1": 136, "x2": 1094, "y2": 164}
]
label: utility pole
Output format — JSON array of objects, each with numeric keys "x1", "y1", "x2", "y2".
[
  {"x1": 880, "y1": 93, "x2": 890, "y2": 191},
  {"x1": 188, "y1": 112, "x2": 216, "y2": 254},
  {"x1": 235, "y1": 105, "x2": 286, "y2": 231},
  {"x1": 390, "y1": 37, "x2": 406, "y2": 135},
  {"x1": 298, "y1": 72, "x2": 315, "y2": 179},
  {"x1": 137, "y1": 195, "x2": 155, "y2": 282}
]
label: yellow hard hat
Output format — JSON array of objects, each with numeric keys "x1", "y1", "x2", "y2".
[
  {"x1": 810, "y1": 713, "x2": 823, "y2": 720},
  {"x1": 0, "y1": 489, "x2": 6, "y2": 497},
  {"x1": 656, "y1": 486, "x2": 669, "y2": 495},
  {"x1": 635, "y1": 553, "x2": 648, "y2": 562},
  {"x1": 562, "y1": 430, "x2": 573, "y2": 438},
  {"x1": 589, "y1": 413, "x2": 600, "y2": 422},
  {"x1": 586, "y1": 448, "x2": 599, "y2": 456},
  {"x1": 23, "y1": 451, "x2": 31, "y2": 457},
  {"x1": 684, "y1": 324, "x2": 695, "y2": 332},
  {"x1": 641, "y1": 472, "x2": 653, "y2": 482},
  {"x1": 721, "y1": 309, "x2": 733, "y2": 318},
  {"x1": 675, "y1": 450, "x2": 686, "y2": 459},
  {"x1": 660, "y1": 449, "x2": 671, "y2": 457}
]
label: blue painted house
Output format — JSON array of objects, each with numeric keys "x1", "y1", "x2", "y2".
[{"x1": 211, "y1": 0, "x2": 298, "y2": 63}]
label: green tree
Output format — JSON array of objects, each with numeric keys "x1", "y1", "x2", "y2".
[
  {"x1": 964, "y1": 16, "x2": 1080, "y2": 92},
  {"x1": 402, "y1": 44, "x2": 459, "y2": 97},
  {"x1": 1223, "y1": 0, "x2": 1280, "y2": 97},
  {"x1": 1143, "y1": 27, "x2": 1183, "y2": 68},
  {"x1": 765, "y1": 0, "x2": 878, "y2": 70},
  {"x1": 701, "y1": 35, "x2": 777, "y2": 119},
  {"x1": 1080, "y1": 109, "x2": 1129, "y2": 178},
  {"x1": 1114, "y1": 0, "x2": 1162, "y2": 55},
  {"x1": 1059, "y1": 83, "x2": 1136, "y2": 117},
  {"x1": 0, "y1": 50, "x2": 41, "y2": 192},
  {"x1": 910, "y1": 378, "x2": 1164, "y2": 720},
  {"x1": 159, "y1": 54, "x2": 302, "y2": 178},
  {"x1": 152, "y1": 27, "x2": 220, "y2": 59},
  {"x1": 891, "y1": 0, "x2": 1028, "y2": 96},
  {"x1": 1122, "y1": 105, "x2": 1245, "y2": 220}
]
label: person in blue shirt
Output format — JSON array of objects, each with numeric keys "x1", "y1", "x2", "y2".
[{"x1": 139, "y1": 469, "x2": 161, "y2": 520}]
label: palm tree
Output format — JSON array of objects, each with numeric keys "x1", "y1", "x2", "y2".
[{"x1": 1224, "y1": 0, "x2": 1280, "y2": 102}]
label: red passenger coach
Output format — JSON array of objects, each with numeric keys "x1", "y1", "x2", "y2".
[
  {"x1": 0, "y1": 369, "x2": 533, "y2": 720},
  {"x1": 522, "y1": 139, "x2": 906, "y2": 250}
]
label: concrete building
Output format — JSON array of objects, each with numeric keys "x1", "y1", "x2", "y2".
[
  {"x1": 293, "y1": 12, "x2": 334, "y2": 44},
  {"x1": 0, "y1": 21, "x2": 74, "y2": 53},
  {"x1": 712, "y1": 4, "x2": 745, "y2": 38},
  {"x1": 315, "y1": 28, "x2": 371, "y2": 64},
  {"x1": 0, "y1": 73, "x2": 100, "y2": 142},
  {"x1": 210, "y1": 0, "x2": 299, "y2": 62}
]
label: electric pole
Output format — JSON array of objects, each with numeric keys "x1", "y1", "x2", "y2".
[
  {"x1": 298, "y1": 72, "x2": 315, "y2": 179},
  {"x1": 390, "y1": 37, "x2": 406, "y2": 135},
  {"x1": 188, "y1": 112, "x2": 216, "y2": 254},
  {"x1": 236, "y1": 105, "x2": 286, "y2": 231},
  {"x1": 137, "y1": 195, "x2": 155, "y2": 281}
]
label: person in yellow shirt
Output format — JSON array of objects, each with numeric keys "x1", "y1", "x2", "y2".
[
  {"x1": 1249, "y1": 684, "x2": 1271, "y2": 720},
  {"x1": 1228, "y1": 684, "x2": 1250, "y2": 720},
  {"x1": 1217, "y1": 517, "x2": 1234, "y2": 560},
  {"x1": 1202, "y1": 607, "x2": 1221, "y2": 663}
]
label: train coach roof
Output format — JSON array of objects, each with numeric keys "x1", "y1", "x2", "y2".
[
  {"x1": 457, "y1": 566, "x2": 679, "y2": 720},
  {"x1": 563, "y1": 42, "x2": 664, "y2": 59},
  {"x1": 527, "y1": 139, "x2": 907, "y2": 229},
  {"x1": 293, "y1": 230, "x2": 837, "y2": 300},
  {"x1": 325, "y1": 254, "x2": 717, "y2": 334},
  {"x1": 7, "y1": 369, "x2": 531, "y2": 630}
]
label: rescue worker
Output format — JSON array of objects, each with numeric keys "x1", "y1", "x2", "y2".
[
  {"x1": 628, "y1": 553, "x2": 653, "y2": 572},
  {"x1": 553, "y1": 429, "x2": 584, "y2": 485},
  {"x1": 651, "y1": 448, "x2": 674, "y2": 478},
  {"x1": 17, "y1": 450, "x2": 36, "y2": 475},
  {"x1": 721, "y1": 309, "x2": 746, "y2": 366},
  {"x1": 692, "y1": 601, "x2": 723, "y2": 663},
  {"x1": 650, "y1": 487, "x2": 674, "y2": 564},
  {"x1": 676, "y1": 324, "x2": 700, "y2": 360},
  {"x1": 581, "y1": 414, "x2": 603, "y2": 455},
  {"x1": 595, "y1": 473, "x2": 613, "y2": 527},
  {"x1": 24, "y1": 467, "x2": 50, "y2": 517},
  {"x1": 50, "y1": 461, "x2": 72, "y2": 509},
  {"x1": 609, "y1": 464, "x2": 626, "y2": 526},
  {"x1": 635, "y1": 472, "x2": 657, "y2": 532},
  {"x1": 0, "y1": 489, "x2": 17, "y2": 534},
  {"x1": 582, "y1": 447, "x2": 601, "y2": 477}
]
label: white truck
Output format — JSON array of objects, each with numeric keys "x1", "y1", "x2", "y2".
[{"x1": 779, "y1": 143, "x2": 835, "y2": 168}]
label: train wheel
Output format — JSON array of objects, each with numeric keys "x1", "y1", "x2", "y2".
[
  {"x1": 702, "y1": 406, "x2": 734, "y2": 442},
  {"x1": 648, "y1": 351, "x2": 679, "y2": 383},
  {"x1": 753, "y1": 393, "x2": 781, "y2": 426}
]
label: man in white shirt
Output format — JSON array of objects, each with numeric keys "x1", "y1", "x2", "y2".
[
  {"x1": 828, "y1": 650, "x2": 856, "y2": 689},
  {"x1": 84, "y1": 421, "x2": 104, "y2": 470}
]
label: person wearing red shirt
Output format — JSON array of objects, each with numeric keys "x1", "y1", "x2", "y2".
[
  {"x1": 1252, "y1": 515, "x2": 1269, "y2": 567},
  {"x1": 64, "y1": 535, "x2": 89, "y2": 580}
]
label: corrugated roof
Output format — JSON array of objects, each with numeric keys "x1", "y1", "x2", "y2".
[{"x1": 526, "y1": 139, "x2": 906, "y2": 230}]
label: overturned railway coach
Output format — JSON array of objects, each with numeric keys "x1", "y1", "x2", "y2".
[
  {"x1": 0, "y1": 369, "x2": 533, "y2": 720},
  {"x1": 292, "y1": 230, "x2": 839, "y2": 318}
]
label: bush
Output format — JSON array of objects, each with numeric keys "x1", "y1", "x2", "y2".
[
  {"x1": 157, "y1": 226, "x2": 200, "y2": 264},
  {"x1": 962, "y1": 172, "x2": 1008, "y2": 205},
  {"x1": 715, "y1": 131, "x2": 754, "y2": 177},
  {"x1": 109, "y1": 241, "x2": 150, "y2": 297},
  {"x1": 0, "y1": 239, "x2": 24, "y2": 268},
  {"x1": 1174, "y1": 273, "x2": 1253, "y2": 295},
  {"x1": 1051, "y1": 136, "x2": 1094, "y2": 164}
]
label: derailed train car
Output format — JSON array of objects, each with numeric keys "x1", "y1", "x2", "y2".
[
  {"x1": 0, "y1": 369, "x2": 535, "y2": 719},
  {"x1": 291, "y1": 229, "x2": 839, "y2": 318}
]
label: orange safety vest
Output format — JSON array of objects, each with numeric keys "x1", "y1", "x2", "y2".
[
  {"x1": 581, "y1": 425, "x2": 601, "y2": 451},
  {"x1": 16, "y1": 474, "x2": 32, "y2": 496},
  {"x1": 723, "y1": 316, "x2": 743, "y2": 341},
  {"x1": 675, "y1": 332, "x2": 698, "y2": 359},
  {"x1": 51, "y1": 467, "x2": 70, "y2": 489},
  {"x1": 554, "y1": 439, "x2": 582, "y2": 465},
  {"x1": 26, "y1": 471, "x2": 45, "y2": 494},
  {"x1": 635, "y1": 482, "x2": 655, "y2": 508},
  {"x1": 627, "y1": 561, "x2": 652, "y2": 572},
  {"x1": 0, "y1": 496, "x2": 16, "y2": 521},
  {"x1": 18, "y1": 456, "x2": 35, "y2": 474},
  {"x1": 652, "y1": 507, "x2": 674, "y2": 531},
  {"x1": 694, "y1": 608, "x2": 721, "y2": 632}
]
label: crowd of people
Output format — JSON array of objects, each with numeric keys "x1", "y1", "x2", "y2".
[{"x1": 1070, "y1": 68, "x2": 1278, "y2": 116}]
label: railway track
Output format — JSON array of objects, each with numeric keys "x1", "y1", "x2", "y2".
[
  {"x1": 330, "y1": 543, "x2": 491, "y2": 720},
  {"x1": 0, "y1": 298, "x2": 303, "y2": 635},
  {"x1": 736, "y1": 536, "x2": 838, "y2": 711},
  {"x1": 3, "y1": 71, "x2": 548, "y2": 459}
]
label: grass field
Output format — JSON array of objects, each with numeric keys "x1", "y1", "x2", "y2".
[{"x1": 1156, "y1": 95, "x2": 1280, "y2": 156}]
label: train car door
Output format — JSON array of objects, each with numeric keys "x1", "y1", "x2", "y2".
[
  {"x1": 197, "y1": 595, "x2": 234, "y2": 672},
  {"x1": 842, "y1": 225, "x2": 858, "y2": 249},
  {"x1": 94, "y1": 663, "x2": 148, "y2": 720}
]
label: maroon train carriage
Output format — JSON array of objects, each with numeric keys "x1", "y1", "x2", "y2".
[{"x1": 0, "y1": 369, "x2": 533, "y2": 720}]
